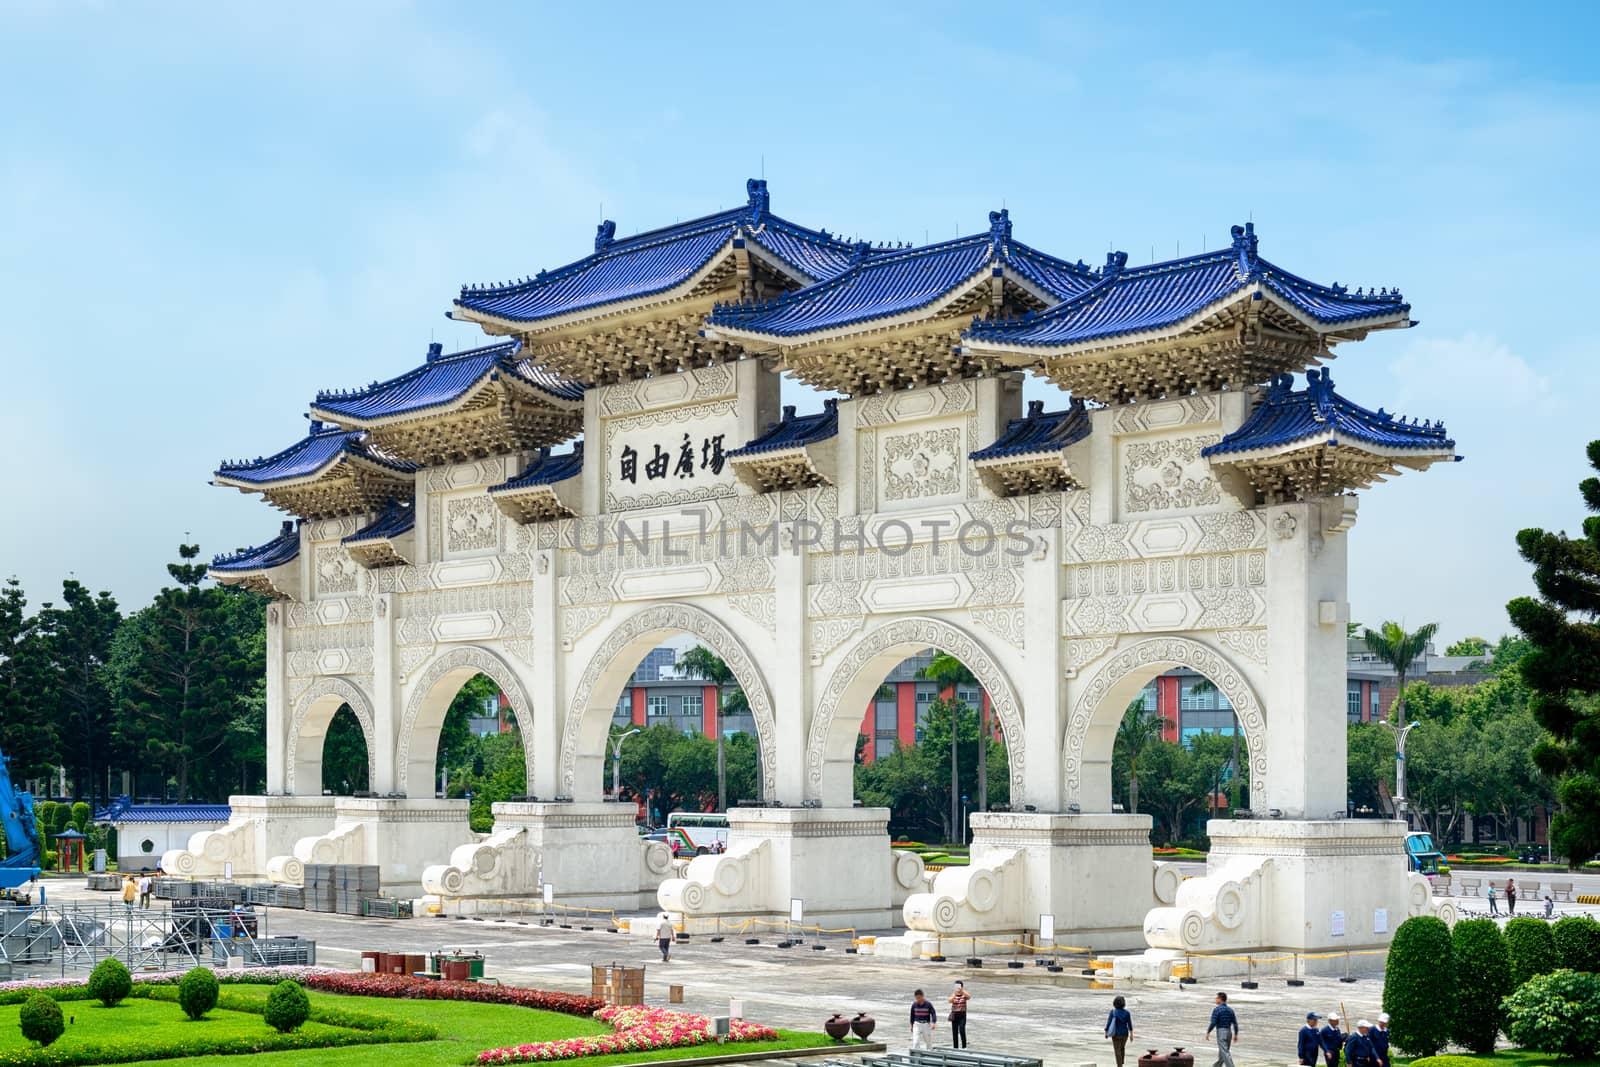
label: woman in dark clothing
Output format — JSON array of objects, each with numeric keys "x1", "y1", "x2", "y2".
[
  {"x1": 1506, "y1": 879, "x2": 1517, "y2": 915},
  {"x1": 1105, "y1": 995, "x2": 1134, "y2": 1067}
]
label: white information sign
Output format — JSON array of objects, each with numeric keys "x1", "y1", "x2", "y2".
[
  {"x1": 1039, "y1": 913, "x2": 1056, "y2": 941},
  {"x1": 1373, "y1": 908, "x2": 1388, "y2": 934},
  {"x1": 1330, "y1": 910, "x2": 1346, "y2": 937},
  {"x1": 543, "y1": 883, "x2": 555, "y2": 905},
  {"x1": 790, "y1": 898, "x2": 804, "y2": 924}
]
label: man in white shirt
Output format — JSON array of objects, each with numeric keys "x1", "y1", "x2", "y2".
[{"x1": 137, "y1": 873, "x2": 152, "y2": 909}]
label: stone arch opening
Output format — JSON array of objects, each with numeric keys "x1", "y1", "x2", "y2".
[
  {"x1": 287, "y1": 676, "x2": 377, "y2": 796},
  {"x1": 559, "y1": 602, "x2": 777, "y2": 804},
  {"x1": 1064, "y1": 635, "x2": 1267, "y2": 817},
  {"x1": 807, "y1": 616, "x2": 1026, "y2": 809},
  {"x1": 398, "y1": 646, "x2": 535, "y2": 798}
]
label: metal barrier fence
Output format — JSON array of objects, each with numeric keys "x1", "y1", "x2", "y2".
[{"x1": 0, "y1": 899, "x2": 311, "y2": 979}]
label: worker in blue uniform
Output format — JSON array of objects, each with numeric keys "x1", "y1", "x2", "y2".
[{"x1": 1297, "y1": 1012, "x2": 1323, "y2": 1065}]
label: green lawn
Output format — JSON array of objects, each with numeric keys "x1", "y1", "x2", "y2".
[
  {"x1": 0, "y1": 997, "x2": 358, "y2": 1060},
  {"x1": 87, "y1": 988, "x2": 850, "y2": 1067},
  {"x1": 1404, "y1": 1053, "x2": 1600, "y2": 1067}
]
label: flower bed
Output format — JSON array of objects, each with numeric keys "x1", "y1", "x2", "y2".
[
  {"x1": 300, "y1": 972, "x2": 603, "y2": 1016},
  {"x1": 477, "y1": 1005, "x2": 779, "y2": 1064}
]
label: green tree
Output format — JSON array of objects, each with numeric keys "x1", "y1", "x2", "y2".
[
  {"x1": 1551, "y1": 915, "x2": 1600, "y2": 973},
  {"x1": 435, "y1": 673, "x2": 500, "y2": 792},
  {"x1": 1363, "y1": 620, "x2": 1441, "y2": 724},
  {"x1": 1113, "y1": 699, "x2": 1162, "y2": 816},
  {"x1": 1508, "y1": 440, "x2": 1600, "y2": 865},
  {"x1": 321, "y1": 705, "x2": 370, "y2": 795},
  {"x1": 1506, "y1": 915, "x2": 1560, "y2": 987},
  {"x1": 678, "y1": 646, "x2": 738, "y2": 812},
  {"x1": 0, "y1": 578, "x2": 59, "y2": 783},
  {"x1": 36, "y1": 580, "x2": 121, "y2": 803},
  {"x1": 1450, "y1": 917, "x2": 1511, "y2": 1053},
  {"x1": 1136, "y1": 733, "x2": 1236, "y2": 844},
  {"x1": 111, "y1": 545, "x2": 255, "y2": 800},
  {"x1": 1347, "y1": 722, "x2": 1391, "y2": 814},
  {"x1": 1446, "y1": 636, "x2": 1490, "y2": 658},
  {"x1": 920, "y1": 653, "x2": 980, "y2": 826},
  {"x1": 1381, "y1": 915, "x2": 1456, "y2": 1056}
]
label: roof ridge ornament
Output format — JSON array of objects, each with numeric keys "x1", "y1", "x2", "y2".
[
  {"x1": 849, "y1": 240, "x2": 872, "y2": 267},
  {"x1": 1101, "y1": 250, "x2": 1128, "y2": 280},
  {"x1": 594, "y1": 220, "x2": 616, "y2": 253},
  {"x1": 1231, "y1": 221, "x2": 1260, "y2": 276},
  {"x1": 988, "y1": 208, "x2": 1012, "y2": 247},
  {"x1": 746, "y1": 178, "x2": 770, "y2": 220}
]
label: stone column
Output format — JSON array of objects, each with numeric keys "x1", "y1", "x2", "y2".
[
  {"x1": 370, "y1": 591, "x2": 399, "y2": 796},
  {"x1": 1262, "y1": 497, "x2": 1354, "y2": 819},
  {"x1": 770, "y1": 544, "x2": 808, "y2": 805},
  {"x1": 528, "y1": 549, "x2": 563, "y2": 799},
  {"x1": 264, "y1": 604, "x2": 288, "y2": 794},
  {"x1": 1020, "y1": 523, "x2": 1065, "y2": 812}
]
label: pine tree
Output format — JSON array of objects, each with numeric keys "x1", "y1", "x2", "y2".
[
  {"x1": 1509, "y1": 440, "x2": 1600, "y2": 863},
  {"x1": 37, "y1": 581, "x2": 120, "y2": 803},
  {"x1": 0, "y1": 578, "x2": 59, "y2": 782},
  {"x1": 114, "y1": 545, "x2": 253, "y2": 800}
]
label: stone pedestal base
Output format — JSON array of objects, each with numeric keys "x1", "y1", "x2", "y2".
[
  {"x1": 161, "y1": 795, "x2": 335, "y2": 880},
  {"x1": 658, "y1": 807, "x2": 906, "y2": 931},
  {"x1": 271, "y1": 797, "x2": 474, "y2": 889},
  {"x1": 898, "y1": 812, "x2": 1160, "y2": 952},
  {"x1": 1128, "y1": 818, "x2": 1452, "y2": 976}
]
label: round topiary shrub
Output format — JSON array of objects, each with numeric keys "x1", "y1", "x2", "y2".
[
  {"x1": 178, "y1": 965, "x2": 219, "y2": 1020},
  {"x1": 19, "y1": 993, "x2": 65, "y2": 1047},
  {"x1": 1503, "y1": 968, "x2": 1600, "y2": 1058},
  {"x1": 1382, "y1": 914, "x2": 1456, "y2": 1057},
  {"x1": 1449, "y1": 917, "x2": 1511, "y2": 1053},
  {"x1": 1505, "y1": 915, "x2": 1559, "y2": 987},
  {"x1": 1551, "y1": 914, "x2": 1600, "y2": 972},
  {"x1": 264, "y1": 979, "x2": 310, "y2": 1033},
  {"x1": 87, "y1": 957, "x2": 132, "y2": 1008}
]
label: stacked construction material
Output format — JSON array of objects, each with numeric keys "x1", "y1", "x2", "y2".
[
  {"x1": 304, "y1": 865, "x2": 335, "y2": 913},
  {"x1": 335, "y1": 865, "x2": 381, "y2": 916},
  {"x1": 249, "y1": 935, "x2": 317, "y2": 966}
]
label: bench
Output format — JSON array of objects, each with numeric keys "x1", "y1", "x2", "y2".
[
  {"x1": 1432, "y1": 874, "x2": 1452, "y2": 896},
  {"x1": 1458, "y1": 877, "x2": 1481, "y2": 896},
  {"x1": 1551, "y1": 881, "x2": 1575, "y2": 902}
]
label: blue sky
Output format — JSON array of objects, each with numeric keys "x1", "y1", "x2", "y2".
[{"x1": 2, "y1": 2, "x2": 1596, "y2": 644}]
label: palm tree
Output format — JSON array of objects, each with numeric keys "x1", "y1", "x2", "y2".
[
  {"x1": 1362, "y1": 621, "x2": 1440, "y2": 721},
  {"x1": 1114, "y1": 699, "x2": 1163, "y2": 814},
  {"x1": 919, "y1": 651, "x2": 980, "y2": 834},
  {"x1": 678, "y1": 646, "x2": 735, "y2": 812}
]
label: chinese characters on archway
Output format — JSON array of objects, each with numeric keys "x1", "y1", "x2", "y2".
[{"x1": 618, "y1": 433, "x2": 727, "y2": 485}]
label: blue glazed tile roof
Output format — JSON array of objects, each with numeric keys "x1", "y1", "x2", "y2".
[
  {"x1": 210, "y1": 521, "x2": 300, "y2": 572},
  {"x1": 343, "y1": 498, "x2": 415, "y2": 544},
  {"x1": 452, "y1": 180, "x2": 857, "y2": 325},
  {"x1": 312, "y1": 340, "x2": 582, "y2": 422},
  {"x1": 970, "y1": 398, "x2": 1092, "y2": 461},
  {"x1": 490, "y1": 442, "x2": 586, "y2": 492},
  {"x1": 727, "y1": 400, "x2": 840, "y2": 458},
  {"x1": 214, "y1": 424, "x2": 414, "y2": 485},
  {"x1": 964, "y1": 223, "x2": 1411, "y2": 349},
  {"x1": 1203, "y1": 369, "x2": 1455, "y2": 457},
  {"x1": 95, "y1": 797, "x2": 232, "y2": 824},
  {"x1": 706, "y1": 211, "x2": 1096, "y2": 339}
]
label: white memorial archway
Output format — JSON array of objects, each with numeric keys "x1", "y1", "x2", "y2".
[{"x1": 286, "y1": 675, "x2": 377, "y2": 796}]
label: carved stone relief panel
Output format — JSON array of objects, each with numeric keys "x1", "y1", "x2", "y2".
[
  {"x1": 314, "y1": 545, "x2": 359, "y2": 597},
  {"x1": 881, "y1": 425, "x2": 964, "y2": 503},
  {"x1": 1120, "y1": 434, "x2": 1224, "y2": 517},
  {"x1": 444, "y1": 494, "x2": 501, "y2": 557}
]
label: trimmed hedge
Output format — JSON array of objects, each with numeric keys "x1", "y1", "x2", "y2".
[
  {"x1": 1551, "y1": 914, "x2": 1600, "y2": 972},
  {"x1": 1503, "y1": 968, "x2": 1600, "y2": 1058},
  {"x1": 178, "y1": 966, "x2": 219, "y2": 1020},
  {"x1": 1505, "y1": 915, "x2": 1559, "y2": 987},
  {"x1": 86, "y1": 959, "x2": 131, "y2": 1008},
  {"x1": 264, "y1": 980, "x2": 311, "y2": 1033},
  {"x1": 1382, "y1": 915, "x2": 1456, "y2": 1056},
  {"x1": 19, "y1": 993, "x2": 64, "y2": 1048},
  {"x1": 1449, "y1": 918, "x2": 1510, "y2": 1053}
]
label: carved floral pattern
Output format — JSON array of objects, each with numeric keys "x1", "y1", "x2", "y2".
[
  {"x1": 446, "y1": 496, "x2": 499, "y2": 553},
  {"x1": 882, "y1": 427, "x2": 963, "y2": 501},
  {"x1": 315, "y1": 546, "x2": 358, "y2": 595},
  {"x1": 1123, "y1": 435, "x2": 1223, "y2": 514}
]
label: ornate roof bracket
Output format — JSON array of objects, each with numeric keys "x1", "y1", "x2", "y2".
[
  {"x1": 488, "y1": 445, "x2": 584, "y2": 523},
  {"x1": 726, "y1": 400, "x2": 840, "y2": 493},
  {"x1": 342, "y1": 499, "x2": 416, "y2": 569},
  {"x1": 969, "y1": 398, "x2": 1092, "y2": 497},
  {"x1": 209, "y1": 520, "x2": 302, "y2": 599}
]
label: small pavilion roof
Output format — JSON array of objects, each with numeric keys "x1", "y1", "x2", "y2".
[
  {"x1": 490, "y1": 442, "x2": 586, "y2": 494},
  {"x1": 210, "y1": 520, "x2": 300, "y2": 574},
  {"x1": 970, "y1": 398, "x2": 1091, "y2": 461},
  {"x1": 705, "y1": 210, "x2": 1096, "y2": 341},
  {"x1": 964, "y1": 223, "x2": 1411, "y2": 352},
  {"x1": 727, "y1": 400, "x2": 840, "y2": 459},
  {"x1": 343, "y1": 498, "x2": 415, "y2": 545},
  {"x1": 1204, "y1": 370, "x2": 1455, "y2": 459},
  {"x1": 311, "y1": 339, "x2": 582, "y2": 424},
  {"x1": 213, "y1": 424, "x2": 413, "y2": 486},
  {"x1": 451, "y1": 179, "x2": 857, "y2": 328}
]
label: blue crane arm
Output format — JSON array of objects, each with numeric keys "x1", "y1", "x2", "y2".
[{"x1": 0, "y1": 749, "x2": 42, "y2": 871}]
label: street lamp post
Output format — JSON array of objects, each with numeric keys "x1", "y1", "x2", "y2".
[
  {"x1": 1379, "y1": 718, "x2": 1420, "y2": 825},
  {"x1": 611, "y1": 728, "x2": 641, "y2": 800}
]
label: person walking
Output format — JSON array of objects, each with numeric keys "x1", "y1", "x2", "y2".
[
  {"x1": 120, "y1": 874, "x2": 137, "y2": 910},
  {"x1": 1297, "y1": 1012, "x2": 1323, "y2": 1065},
  {"x1": 1345, "y1": 1021, "x2": 1380, "y2": 1067},
  {"x1": 909, "y1": 989, "x2": 937, "y2": 1050},
  {"x1": 1506, "y1": 878, "x2": 1518, "y2": 915},
  {"x1": 1204, "y1": 991, "x2": 1239, "y2": 1067},
  {"x1": 1320, "y1": 1013, "x2": 1345, "y2": 1067},
  {"x1": 654, "y1": 913, "x2": 674, "y2": 962},
  {"x1": 1544, "y1": 895, "x2": 1555, "y2": 919},
  {"x1": 1487, "y1": 884, "x2": 1499, "y2": 916},
  {"x1": 948, "y1": 980, "x2": 970, "y2": 1049},
  {"x1": 1371, "y1": 1013, "x2": 1392, "y2": 1067},
  {"x1": 137, "y1": 873, "x2": 152, "y2": 909},
  {"x1": 1105, "y1": 995, "x2": 1134, "y2": 1067}
]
